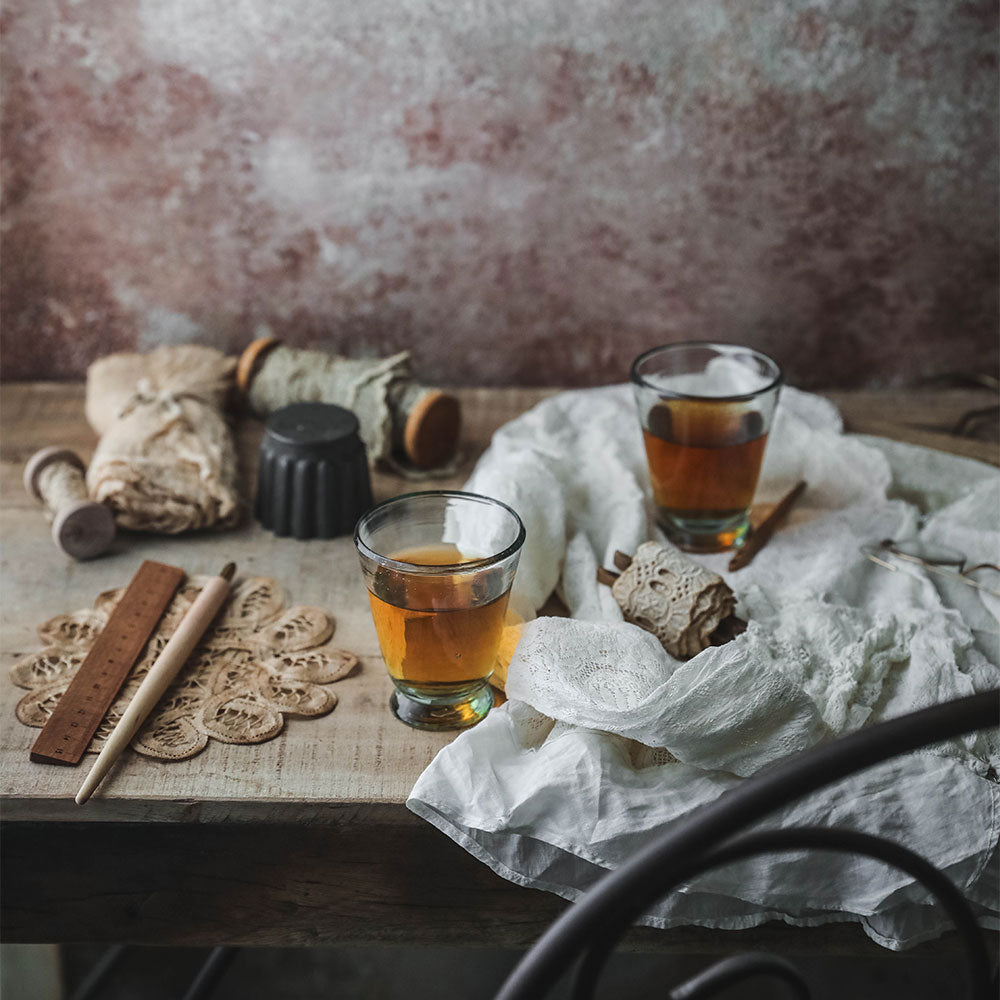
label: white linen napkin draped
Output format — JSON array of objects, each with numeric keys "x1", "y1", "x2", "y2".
[{"x1": 407, "y1": 385, "x2": 1000, "y2": 949}]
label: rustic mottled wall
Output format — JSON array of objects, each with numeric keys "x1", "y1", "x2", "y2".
[{"x1": 2, "y1": 1, "x2": 997, "y2": 387}]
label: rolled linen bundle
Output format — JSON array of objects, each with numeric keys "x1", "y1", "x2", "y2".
[
  {"x1": 610, "y1": 541, "x2": 737, "y2": 658},
  {"x1": 85, "y1": 345, "x2": 240, "y2": 533},
  {"x1": 236, "y1": 337, "x2": 461, "y2": 471}
]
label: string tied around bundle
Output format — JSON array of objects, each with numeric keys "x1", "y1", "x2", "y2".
[
  {"x1": 85, "y1": 344, "x2": 240, "y2": 534},
  {"x1": 115, "y1": 377, "x2": 207, "y2": 424}
]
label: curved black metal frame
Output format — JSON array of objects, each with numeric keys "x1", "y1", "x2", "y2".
[
  {"x1": 495, "y1": 690, "x2": 1000, "y2": 1000},
  {"x1": 666, "y1": 953, "x2": 810, "y2": 999},
  {"x1": 572, "y1": 828, "x2": 990, "y2": 999},
  {"x1": 67, "y1": 945, "x2": 237, "y2": 1000}
]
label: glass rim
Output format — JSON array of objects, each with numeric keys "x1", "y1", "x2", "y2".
[
  {"x1": 630, "y1": 340, "x2": 784, "y2": 403},
  {"x1": 354, "y1": 489, "x2": 526, "y2": 575}
]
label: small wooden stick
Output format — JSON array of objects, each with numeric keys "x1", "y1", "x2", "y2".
[
  {"x1": 613, "y1": 551, "x2": 633, "y2": 571},
  {"x1": 75, "y1": 563, "x2": 236, "y2": 804},
  {"x1": 598, "y1": 551, "x2": 635, "y2": 585},
  {"x1": 729, "y1": 480, "x2": 808, "y2": 572},
  {"x1": 709, "y1": 615, "x2": 749, "y2": 645}
]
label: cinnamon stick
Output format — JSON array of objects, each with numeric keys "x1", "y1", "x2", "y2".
[
  {"x1": 708, "y1": 615, "x2": 748, "y2": 645},
  {"x1": 728, "y1": 480, "x2": 807, "y2": 571},
  {"x1": 597, "y1": 552, "x2": 634, "y2": 586}
]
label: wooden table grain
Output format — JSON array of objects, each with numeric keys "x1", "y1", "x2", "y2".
[{"x1": 1, "y1": 381, "x2": 996, "y2": 951}]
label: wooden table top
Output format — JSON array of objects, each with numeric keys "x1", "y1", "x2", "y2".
[
  {"x1": 0, "y1": 385, "x2": 566, "y2": 824},
  {"x1": 1, "y1": 380, "x2": 996, "y2": 950}
]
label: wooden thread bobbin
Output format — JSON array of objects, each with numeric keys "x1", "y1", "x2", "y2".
[
  {"x1": 23, "y1": 447, "x2": 116, "y2": 560},
  {"x1": 392, "y1": 381, "x2": 462, "y2": 471},
  {"x1": 236, "y1": 336, "x2": 461, "y2": 470}
]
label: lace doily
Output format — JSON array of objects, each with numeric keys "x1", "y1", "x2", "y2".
[{"x1": 10, "y1": 576, "x2": 358, "y2": 761}]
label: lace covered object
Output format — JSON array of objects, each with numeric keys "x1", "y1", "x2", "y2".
[
  {"x1": 611, "y1": 541, "x2": 735, "y2": 658},
  {"x1": 10, "y1": 576, "x2": 357, "y2": 760}
]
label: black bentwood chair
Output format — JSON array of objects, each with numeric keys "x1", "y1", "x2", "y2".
[{"x1": 494, "y1": 690, "x2": 1000, "y2": 1000}]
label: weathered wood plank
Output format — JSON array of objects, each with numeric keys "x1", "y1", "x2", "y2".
[
  {"x1": 3, "y1": 819, "x2": 968, "y2": 955},
  {"x1": 0, "y1": 500, "x2": 456, "y2": 817}
]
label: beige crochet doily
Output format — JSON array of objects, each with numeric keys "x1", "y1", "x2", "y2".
[{"x1": 10, "y1": 576, "x2": 358, "y2": 761}]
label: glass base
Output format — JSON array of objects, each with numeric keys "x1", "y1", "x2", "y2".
[
  {"x1": 389, "y1": 679, "x2": 494, "y2": 731},
  {"x1": 658, "y1": 510, "x2": 751, "y2": 553}
]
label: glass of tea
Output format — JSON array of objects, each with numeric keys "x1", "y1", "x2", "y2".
[
  {"x1": 631, "y1": 342, "x2": 782, "y2": 552},
  {"x1": 354, "y1": 490, "x2": 526, "y2": 730}
]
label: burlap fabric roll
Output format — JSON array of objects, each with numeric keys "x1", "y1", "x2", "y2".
[
  {"x1": 237, "y1": 338, "x2": 460, "y2": 471},
  {"x1": 85, "y1": 345, "x2": 240, "y2": 533}
]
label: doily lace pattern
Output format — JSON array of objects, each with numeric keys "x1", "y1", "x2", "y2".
[{"x1": 10, "y1": 576, "x2": 357, "y2": 761}]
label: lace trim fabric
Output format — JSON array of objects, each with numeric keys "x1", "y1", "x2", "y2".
[
  {"x1": 610, "y1": 541, "x2": 735, "y2": 659},
  {"x1": 10, "y1": 576, "x2": 357, "y2": 761}
]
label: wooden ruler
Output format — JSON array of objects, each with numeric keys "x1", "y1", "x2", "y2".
[{"x1": 30, "y1": 560, "x2": 185, "y2": 765}]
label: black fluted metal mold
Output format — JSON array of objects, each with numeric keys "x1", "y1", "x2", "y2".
[{"x1": 254, "y1": 403, "x2": 373, "y2": 539}]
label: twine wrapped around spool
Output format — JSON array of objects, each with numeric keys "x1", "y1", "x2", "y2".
[
  {"x1": 236, "y1": 337, "x2": 461, "y2": 471},
  {"x1": 85, "y1": 345, "x2": 240, "y2": 534},
  {"x1": 608, "y1": 541, "x2": 740, "y2": 659},
  {"x1": 23, "y1": 447, "x2": 116, "y2": 559}
]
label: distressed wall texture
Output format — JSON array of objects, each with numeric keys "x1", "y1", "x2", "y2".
[{"x1": 2, "y1": 1, "x2": 997, "y2": 387}]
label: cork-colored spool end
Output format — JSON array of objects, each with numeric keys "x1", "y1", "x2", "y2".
[
  {"x1": 236, "y1": 336, "x2": 283, "y2": 396},
  {"x1": 23, "y1": 447, "x2": 85, "y2": 502},
  {"x1": 52, "y1": 500, "x2": 117, "y2": 560},
  {"x1": 403, "y1": 391, "x2": 461, "y2": 469}
]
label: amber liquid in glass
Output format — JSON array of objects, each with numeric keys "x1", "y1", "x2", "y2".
[
  {"x1": 368, "y1": 543, "x2": 510, "y2": 687},
  {"x1": 642, "y1": 399, "x2": 768, "y2": 527}
]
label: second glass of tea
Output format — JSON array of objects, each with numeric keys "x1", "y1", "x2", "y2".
[
  {"x1": 631, "y1": 342, "x2": 782, "y2": 552},
  {"x1": 354, "y1": 490, "x2": 525, "y2": 731}
]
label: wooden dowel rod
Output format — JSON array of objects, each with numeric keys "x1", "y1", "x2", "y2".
[{"x1": 729, "y1": 481, "x2": 808, "y2": 572}]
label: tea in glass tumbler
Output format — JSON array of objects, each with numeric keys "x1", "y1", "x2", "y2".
[
  {"x1": 631, "y1": 343, "x2": 782, "y2": 552},
  {"x1": 355, "y1": 491, "x2": 525, "y2": 730}
]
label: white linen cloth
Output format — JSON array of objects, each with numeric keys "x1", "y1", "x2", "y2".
[{"x1": 408, "y1": 385, "x2": 1000, "y2": 949}]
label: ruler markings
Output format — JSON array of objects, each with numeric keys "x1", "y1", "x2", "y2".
[{"x1": 29, "y1": 560, "x2": 185, "y2": 766}]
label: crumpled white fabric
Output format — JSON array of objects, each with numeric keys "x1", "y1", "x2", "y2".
[{"x1": 408, "y1": 385, "x2": 1000, "y2": 949}]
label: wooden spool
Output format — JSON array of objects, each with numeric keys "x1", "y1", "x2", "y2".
[
  {"x1": 236, "y1": 337, "x2": 461, "y2": 470},
  {"x1": 23, "y1": 447, "x2": 116, "y2": 560},
  {"x1": 235, "y1": 335, "x2": 282, "y2": 396}
]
